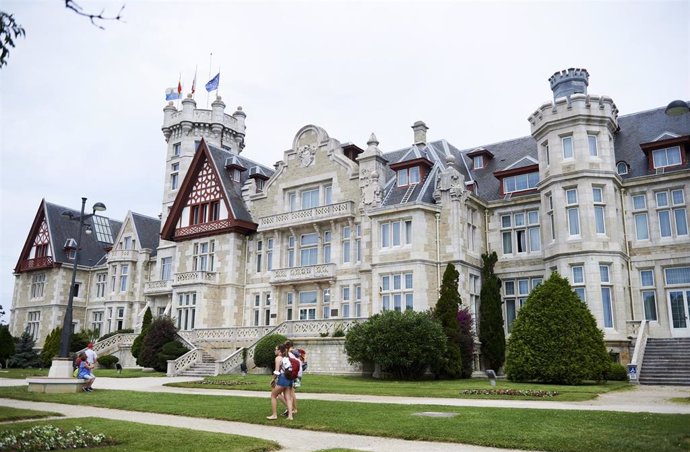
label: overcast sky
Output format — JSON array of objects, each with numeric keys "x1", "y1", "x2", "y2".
[{"x1": 1, "y1": 0, "x2": 688, "y2": 324}]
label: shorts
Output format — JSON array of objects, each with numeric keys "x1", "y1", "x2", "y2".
[
  {"x1": 79, "y1": 372, "x2": 95, "y2": 380},
  {"x1": 276, "y1": 374, "x2": 293, "y2": 388}
]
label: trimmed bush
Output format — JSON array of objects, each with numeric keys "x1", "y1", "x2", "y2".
[
  {"x1": 97, "y1": 355, "x2": 119, "y2": 369},
  {"x1": 605, "y1": 363, "x2": 629, "y2": 381},
  {"x1": 157, "y1": 340, "x2": 189, "y2": 371},
  {"x1": 345, "y1": 310, "x2": 447, "y2": 380},
  {"x1": 253, "y1": 334, "x2": 288, "y2": 369},
  {"x1": 505, "y1": 272, "x2": 611, "y2": 384},
  {"x1": 432, "y1": 263, "x2": 464, "y2": 379},
  {"x1": 138, "y1": 317, "x2": 178, "y2": 370},
  {"x1": 479, "y1": 251, "x2": 505, "y2": 373}
]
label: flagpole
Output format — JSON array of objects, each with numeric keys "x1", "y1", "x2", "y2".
[
  {"x1": 192, "y1": 65, "x2": 197, "y2": 99},
  {"x1": 177, "y1": 72, "x2": 182, "y2": 109},
  {"x1": 207, "y1": 52, "x2": 213, "y2": 109}
]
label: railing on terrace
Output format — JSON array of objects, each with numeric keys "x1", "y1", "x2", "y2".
[
  {"x1": 107, "y1": 249, "x2": 139, "y2": 261},
  {"x1": 167, "y1": 332, "x2": 203, "y2": 376},
  {"x1": 78, "y1": 333, "x2": 137, "y2": 357},
  {"x1": 173, "y1": 271, "x2": 218, "y2": 286},
  {"x1": 144, "y1": 279, "x2": 173, "y2": 294},
  {"x1": 270, "y1": 264, "x2": 335, "y2": 285},
  {"x1": 258, "y1": 201, "x2": 355, "y2": 231},
  {"x1": 19, "y1": 256, "x2": 54, "y2": 272}
]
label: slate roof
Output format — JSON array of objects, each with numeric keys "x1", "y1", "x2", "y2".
[
  {"x1": 45, "y1": 201, "x2": 122, "y2": 268},
  {"x1": 131, "y1": 212, "x2": 161, "y2": 257}
]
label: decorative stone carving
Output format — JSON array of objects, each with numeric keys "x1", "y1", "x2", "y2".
[
  {"x1": 361, "y1": 171, "x2": 384, "y2": 209},
  {"x1": 433, "y1": 155, "x2": 466, "y2": 201},
  {"x1": 298, "y1": 143, "x2": 316, "y2": 167}
]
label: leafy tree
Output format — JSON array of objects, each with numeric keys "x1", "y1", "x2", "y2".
[
  {"x1": 345, "y1": 310, "x2": 447, "y2": 380},
  {"x1": 40, "y1": 327, "x2": 62, "y2": 367},
  {"x1": 505, "y1": 272, "x2": 610, "y2": 384},
  {"x1": 9, "y1": 332, "x2": 40, "y2": 368},
  {"x1": 432, "y1": 263, "x2": 463, "y2": 379},
  {"x1": 131, "y1": 307, "x2": 153, "y2": 359},
  {"x1": 157, "y1": 341, "x2": 189, "y2": 372},
  {"x1": 0, "y1": 304, "x2": 6, "y2": 323},
  {"x1": 138, "y1": 317, "x2": 178, "y2": 369},
  {"x1": 0, "y1": 325, "x2": 15, "y2": 366},
  {"x1": 457, "y1": 305, "x2": 475, "y2": 378},
  {"x1": 479, "y1": 251, "x2": 505, "y2": 373},
  {"x1": 0, "y1": 12, "x2": 26, "y2": 69},
  {"x1": 253, "y1": 334, "x2": 288, "y2": 369}
]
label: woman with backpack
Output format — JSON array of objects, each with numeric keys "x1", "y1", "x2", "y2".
[
  {"x1": 279, "y1": 341, "x2": 302, "y2": 416},
  {"x1": 266, "y1": 344, "x2": 293, "y2": 420}
]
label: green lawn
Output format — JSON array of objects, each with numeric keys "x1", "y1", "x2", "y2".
[
  {"x1": 0, "y1": 417, "x2": 279, "y2": 452},
  {"x1": 671, "y1": 397, "x2": 690, "y2": 404},
  {"x1": 0, "y1": 386, "x2": 687, "y2": 452},
  {"x1": 0, "y1": 406, "x2": 61, "y2": 422},
  {"x1": 0, "y1": 368, "x2": 165, "y2": 379},
  {"x1": 168, "y1": 373, "x2": 630, "y2": 401}
]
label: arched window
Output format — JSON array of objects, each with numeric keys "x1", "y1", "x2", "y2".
[{"x1": 616, "y1": 161, "x2": 629, "y2": 175}]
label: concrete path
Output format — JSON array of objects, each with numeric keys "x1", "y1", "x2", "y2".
[{"x1": 1, "y1": 377, "x2": 689, "y2": 451}]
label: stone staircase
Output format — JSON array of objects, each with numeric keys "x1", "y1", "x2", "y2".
[
  {"x1": 639, "y1": 338, "x2": 690, "y2": 386},
  {"x1": 176, "y1": 351, "x2": 217, "y2": 377}
]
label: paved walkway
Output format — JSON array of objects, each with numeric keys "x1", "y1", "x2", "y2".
[{"x1": 1, "y1": 377, "x2": 689, "y2": 451}]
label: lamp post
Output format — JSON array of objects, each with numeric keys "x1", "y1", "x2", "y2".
[
  {"x1": 665, "y1": 100, "x2": 690, "y2": 116},
  {"x1": 49, "y1": 197, "x2": 106, "y2": 376}
]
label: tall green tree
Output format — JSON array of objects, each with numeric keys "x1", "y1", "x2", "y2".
[
  {"x1": 432, "y1": 263, "x2": 463, "y2": 379},
  {"x1": 131, "y1": 307, "x2": 153, "y2": 359},
  {"x1": 506, "y1": 272, "x2": 610, "y2": 384},
  {"x1": 138, "y1": 316, "x2": 178, "y2": 370},
  {"x1": 479, "y1": 251, "x2": 505, "y2": 373},
  {"x1": 0, "y1": 325, "x2": 15, "y2": 366},
  {"x1": 40, "y1": 327, "x2": 62, "y2": 367},
  {"x1": 9, "y1": 332, "x2": 40, "y2": 368}
]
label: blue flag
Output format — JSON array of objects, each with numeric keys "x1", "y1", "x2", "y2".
[
  {"x1": 205, "y1": 73, "x2": 220, "y2": 92},
  {"x1": 165, "y1": 87, "x2": 181, "y2": 101}
]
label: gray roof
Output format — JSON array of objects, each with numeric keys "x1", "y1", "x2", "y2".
[
  {"x1": 45, "y1": 201, "x2": 122, "y2": 268},
  {"x1": 131, "y1": 212, "x2": 161, "y2": 257}
]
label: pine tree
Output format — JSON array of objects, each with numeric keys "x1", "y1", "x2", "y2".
[
  {"x1": 0, "y1": 325, "x2": 15, "y2": 367},
  {"x1": 432, "y1": 263, "x2": 463, "y2": 379},
  {"x1": 132, "y1": 307, "x2": 153, "y2": 359},
  {"x1": 9, "y1": 332, "x2": 40, "y2": 368},
  {"x1": 479, "y1": 251, "x2": 505, "y2": 373},
  {"x1": 40, "y1": 327, "x2": 62, "y2": 367}
]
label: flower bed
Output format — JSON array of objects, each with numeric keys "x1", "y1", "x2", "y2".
[
  {"x1": 0, "y1": 425, "x2": 112, "y2": 451},
  {"x1": 460, "y1": 389, "x2": 559, "y2": 397}
]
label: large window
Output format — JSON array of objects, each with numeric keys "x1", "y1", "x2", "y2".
[
  {"x1": 298, "y1": 291, "x2": 317, "y2": 320},
  {"x1": 656, "y1": 189, "x2": 688, "y2": 238},
  {"x1": 588, "y1": 134, "x2": 598, "y2": 157},
  {"x1": 171, "y1": 163, "x2": 179, "y2": 190},
  {"x1": 566, "y1": 188, "x2": 580, "y2": 236},
  {"x1": 116, "y1": 307, "x2": 125, "y2": 330},
  {"x1": 301, "y1": 188, "x2": 319, "y2": 209},
  {"x1": 467, "y1": 207, "x2": 478, "y2": 252},
  {"x1": 160, "y1": 257, "x2": 172, "y2": 280},
  {"x1": 397, "y1": 166, "x2": 420, "y2": 186},
  {"x1": 381, "y1": 272, "x2": 413, "y2": 311},
  {"x1": 91, "y1": 311, "x2": 104, "y2": 336},
  {"x1": 502, "y1": 172, "x2": 539, "y2": 194},
  {"x1": 267, "y1": 239, "x2": 274, "y2": 271},
  {"x1": 342, "y1": 226, "x2": 351, "y2": 263},
  {"x1": 193, "y1": 240, "x2": 215, "y2": 271},
  {"x1": 95, "y1": 273, "x2": 107, "y2": 298},
  {"x1": 26, "y1": 311, "x2": 41, "y2": 341},
  {"x1": 546, "y1": 193, "x2": 555, "y2": 241},
  {"x1": 562, "y1": 136, "x2": 573, "y2": 159},
  {"x1": 354, "y1": 284, "x2": 362, "y2": 317},
  {"x1": 571, "y1": 265, "x2": 586, "y2": 301},
  {"x1": 593, "y1": 187, "x2": 606, "y2": 234},
  {"x1": 300, "y1": 233, "x2": 318, "y2": 266},
  {"x1": 652, "y1": 146, "x2": 682, "y2": 169},
  {"x1": 501, "y1": 210, "x2": 540, "y2": 255},
  {"x1": 469, "y1": 274, "x2": 480, "y2": 334},
  {"x1": 287, "y1": 235, "x2": 295, "y2": 268},
  {"x1": 341, "y1": 286, "x2": 351, "y2": 318},
  {"x1": 285, "y1": 292, "x2": 293, "y2": 321},
  {"x1": 30, "y1": 273, "x2": 46, "y2": 298},
  {"x1": 380, "y1": 219, "x2": 412, "y2": 248},
  {"x1": 600, "y1": 264, "x2": 614, "y2": 328},
  {"x1": 322, "y1": 288, "x2": 330, "y2": 319},
  {"x1": 504, "y1": 277, "x2": 542, "y2": 332},
  {"x1": 177, "y1": 292, "x2": 196, "y2": 330},
  {"x1": 119, "y1": 265, "x2": 129, "y2": 292},
  {"x1": 256, "y1": 240, "x2": 263, "y2": 272},
  {"x1": 190, "y1": 200, "x2": 220, "y2": 225},
  {"x1": 354, "y1": 224, "x2": 361, "y2": 262},
  {"x1": 640, "y1": 269, "x2": 657, "y2": 321},
  {"x1": 632, "y1": 194, "x2": 649, "y2": 240}
]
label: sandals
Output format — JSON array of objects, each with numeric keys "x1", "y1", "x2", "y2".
[{"x1": 266, "y1": 416, "x2": 278, "y2": 420}]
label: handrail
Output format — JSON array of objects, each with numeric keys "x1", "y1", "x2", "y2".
[
  {"x1": 166, "y1": 332, "x2": 201, "y2": 376},
  {"x1": 627, "y1": 320, "x2": 648, "y2": 384}
]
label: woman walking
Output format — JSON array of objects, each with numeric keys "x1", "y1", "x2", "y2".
[{"x1": 267, "y1": 344, "x2": 293, "y2": 420}]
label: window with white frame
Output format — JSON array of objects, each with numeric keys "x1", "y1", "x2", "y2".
[
  {"x1": 380, "y1": 219, "x2": 412, "y2": 249},
  {"x1": 26, "y1": 311, "x2": 40, "y2": 340},
  {"x1": 95, "y1": 272, "x2": 106, "y2": 298},
  {"x1": 300, "y1": 233, "x2": 318, "y2": 266},
  {"x1": 119, "y1": 264, "x2": 129, "y2": 292},
  {"x1": 231, "y1": 169, "x2": 241, "y2": 183},
  {"x1": 571, "y1": 265, "x2": 586, "y2": 301},
  {"x1": 543, "y1": 142, "x2": 550, "y2": 166},
  {"x1": 267, "y1": 238, "x2": 273, "y2": 271},
  {"x1": 617, "y1": 162, "x2": 629, "y2": 175},
  {"x1": 324, "y1": 185, "x2": 333, "y2": 205},
  {"x1": 652, "y1": 146, "x2": 682, "y2": 169},
  {"x1": 160, "y1": 257, "x2": 172, "y2": 280},
  {"x1": 397, "y1": 167, "x2": 420, "y2": 187},
  {"x1": 91, "y1": 311, "x2": 103, "y2": 336},
  {"x1": 322, "y1": 232, "x2": 331, "y2": 264},
  {"x1": 640, "y1": 269, "x2": 657, "y2": 321},
  {"x1": 588, "y1": 134, "x2": 598, "y2": 157},
  {"x1": 656, "y1": 189, "x2": 688, "y2": 238},
  {"x1": 31, "y1": 273, "x2": 46, "y2": 298},
  {"x1": 177, "y1": 292, "x2": 196, "y2": 330},
  {"x1": 287, "y1": 235, "x2": 295, "y2": 268},
  {"x1": 600, "y1": 264, "x2": 614, "y2": 328},
  {"x1": 501, "y1": 210, "x2": 540, "y2": 254},
  {"x1": 342, "y1": 226, "x2": 351, "y2": 264},
  {"x1": 473, "y1": 155, "x2": 484, "y2": 169},
  {"x1": 264, "y1": 293, "x2": 272, "y2": 325},
  {"x1": 469, "y1": 274, "x2": 480, "y2": 334},
  {"x1": 298, "y1": 291, "x2": 317, "y2": 320},
  {"x1": 593, "y1": 186, "x2": 606, "y2": 234},
  {"x1": 115, "y1": 307, "x2": 125, "y2": 330},
  {"x1": 381, "y1": 272, "x2": 413, "y2": 311},
  {"x1": 122, "y1": 236, "x2": 134, "y2": 250},
  {"x1": 562, "y1": 136, "x2": 573, "y2": 159},
  {"x1": 632, "y1": 194, "x2": 649, "y2": 240},
  {"x1": 253, "y1": 294, "x2": 261, "y2": 326},
  {"x1": 286, "y1": 292, "x2": 293, "y2": 321},
  {"x1": 288, "y1": 191, "x2": 297, "y2": 212},
  {"x1": 110, "y1": 265, "x2": 117, "y2": 292},
  {"x1": 341, "y1": 286, "x2": 351, "y2": 318},
  {"x1": 566, "y1": 188, "x2": 580, "y2": 236},
  {"x1": 467, "y1": 207, "x2": 478, "y2": 252},
  {"x1": 502, "y1": 172, "x2": 539, "y2": 194},
  {"x1": 106, "y1": 307, "x2": 113, "y2": 333},
  {"x1": 504, "y1": 277, "x2": 542, "y2": 332},
  {"x1": 354, "y1": 224, "x2": 361, "y2": 262},
  {"x1": 170, "y1": 163, "x2": 180, "y2": 190},
  {"x1": 354, "y1": 284, "x2": 362, "y2": 317},
  {"x1": 172, "y1": 142, "x2": 181, "y2": 157},
  {"x1": 546, "y1": 193, "x2": 555, "y2": 241},
  {"x1": 322, "y1": 288, "x2": 330, "y2": 319},
  {"x1": 193, "y1": 240, "x2": 215, "y2": 271},
  {"x1": 256, "y1": 240, "x2": 263, "y2": 272},
  {"x1": 301, "y1": 188, "x2": 320, "y2": 209}
]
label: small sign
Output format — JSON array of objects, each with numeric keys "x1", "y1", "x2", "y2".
[{"x1": 627, "y1": 364, "x2": 637, "y2": 380}]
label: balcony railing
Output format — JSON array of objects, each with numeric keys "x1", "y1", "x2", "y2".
[
  {"x1": 19, "y1": 256, "x2": 54, "y2": 272},
  {"x1": 144, "y1": 279, "x2": 173, "y2": 295},
  {"x1": 270, "y1": 263, "x2": 336, "y2": 285},
  {"x1": 107, "y1": 249, "x2": 139, "y2": 262},
  {"x1": 258, "y1": 201, "x2": 355, "y2": 231},
  {"x1": 173, "y1": 271, "x2": 218, "y2": 286}
]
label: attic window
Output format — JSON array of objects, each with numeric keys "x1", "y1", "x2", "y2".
[
  {"x1": 256, "y1": 179, "x2": 265, "y2": 191},
  {"x1": 502, "y1": 172, "x2": 539, "y2": 194},
  {"x1": 616, "y1": 162, "x2": 629, "y2": 175},
  {"x1": 473, "y1": 155, "x2": 484, "y2": 169},
  {"x1": 652, "y1": 146, "x2": 682, "y2": 170},
  {"x1": 397, "y1": 167, "x2": 420, "y2": 187},
  {"x1": 232, "y1": 169, "x2": 241, "y2": 182}
]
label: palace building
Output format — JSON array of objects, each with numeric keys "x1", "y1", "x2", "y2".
[{"x1": 10, "y1": 69, "x2": 690, "y2": 375}]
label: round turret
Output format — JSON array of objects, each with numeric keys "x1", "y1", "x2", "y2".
[{"x1": 549, "y1": 68, "x2": 589, "y2": 100}]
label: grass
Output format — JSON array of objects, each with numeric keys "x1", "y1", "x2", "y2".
[
  {"x1": 168, "y1": 373, "x2": 631, "y2": 401},
  {"x1": 0, "y1": 417, "x2": 280, "y2": 451},
  {"x1": 0, "y1": 386, "x2": 687, "y2": 452},
  {"x1": 0, "y1": 368, "x2": 165, "y2": 379},
  {"x1": 0, "y1": 406, "x2": 61, "y2": 422},
  {"x1": 671, "y1": 397, "x2": 690, "y2": 404}
]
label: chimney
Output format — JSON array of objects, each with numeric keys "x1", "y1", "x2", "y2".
[
  {"x1": 411, "y1": 121, "x2": 428, "y2": 145},
  {"x1": 549, "y1": 68, "x2": 589, "y2": 100}
]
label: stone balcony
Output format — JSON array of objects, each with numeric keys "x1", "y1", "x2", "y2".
[
  {"x1": 143, "y1": 279, "x2": 173, "y2": 295},
  {"x1": 270, "y1": 263, "x2": 336, "y2": 285},
  {"x1": 107, "y1": 249, "x2": 139, "y2": 262},
  {"x1": 173, "y1": 271, "x2": 219, "y2": 287},
  {"x1": 258, "y1": 201, "x2": 355, "y2": 232}
]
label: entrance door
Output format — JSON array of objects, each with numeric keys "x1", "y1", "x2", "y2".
[{"x1": 667, "y1": 290, "x2": 690, "y2": 337}]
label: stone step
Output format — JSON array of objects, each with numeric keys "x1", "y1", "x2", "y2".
[{"x1": 639, "y1": 379, "x2": 690, "y2": 386}]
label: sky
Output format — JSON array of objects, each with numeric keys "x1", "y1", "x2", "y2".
[{"x1": 1, "y1": 0, "x2": 688, "y2": 323}]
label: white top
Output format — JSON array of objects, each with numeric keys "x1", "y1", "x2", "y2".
[{"x1": 85, "y1": 348, "x2": 97, "y2": 365}]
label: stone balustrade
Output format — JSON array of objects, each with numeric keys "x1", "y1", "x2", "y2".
[
  {"x1": 173, "y1": 271, "x2": 218, "y2": 286},
  {"x1": 270, "y1": 264, "x2": 336, "y2": 285},
  {"x1": 143, "y1": 279, "x2": 173, "y2": 295},
  {"x1": 107, "y1": 249, "x2": 139, "y2": 262},
  {"x1": 258, "y1": 201, "x2": 355, "y2": 231}
]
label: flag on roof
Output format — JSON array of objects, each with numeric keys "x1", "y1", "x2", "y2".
[
  {"x1": 165, "y1": 87, "x2": 181, "y2": 101},
  {"x1": 205, "y1": 72, "x2": 220, "y2": 92},
  {"x1": 191, "y1": 71, "x2": 197, "y2": 95},
  {"x1": 177, "y1": 78, "x2": 182, "y2": 96}
]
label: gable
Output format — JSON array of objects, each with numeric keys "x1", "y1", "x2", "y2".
[{"x1": 15, "y1": 200, "x2": 56, "y2": 273}]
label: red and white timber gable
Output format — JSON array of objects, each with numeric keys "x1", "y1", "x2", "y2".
[{"x1": 15, "y1": 200, "x2": 56, "y2": 273}]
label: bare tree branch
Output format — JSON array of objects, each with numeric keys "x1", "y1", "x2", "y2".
[{"x1": 65, "y1": 0, "x2": 125, "y2": 30}]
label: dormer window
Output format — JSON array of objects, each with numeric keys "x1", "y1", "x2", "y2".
[
  {"x1": 502, "y1": 172, "x2": 539, "y2": 194},
  {"x1": 652, "y1": 146, "x2": 682, "y2": 169},
  {"x1": 616, "y1": 161, "x2": 629, "y2": 175},
  {"x1": 473, "y1": 155, "x2": 484, "y2": 169},
  {"x1": 467, "y1": 148, "x2": 494, "y2": 170},
  {"x1": 397, "y1": 167, "x2": 420, "y2": 187},
  {"x1": 232, "y1": 169, "x2": 241, "y2": 182}
]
